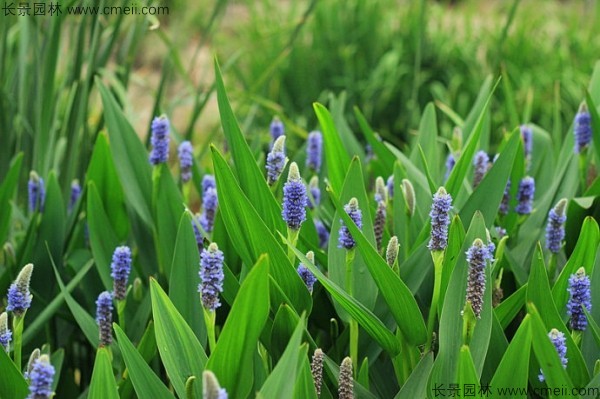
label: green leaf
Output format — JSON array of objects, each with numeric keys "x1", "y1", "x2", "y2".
[
  {"x1": 489, "y1": 315, "x2": 532, "y2": 398},
  {"x1": 284, "y1": 241, "x2": 401, "y2": 355},
  {"x1": 494, "y1": 284, "x2": 527, "y2": 329},
  {"x1": 213, "y1": 58, "x2": 284, "y2": 232},
  {"x1": 587, "y1": 88, "x2": 600, "y2": 165},
  {"x1": 150, "y1": 278, "x2": 208, "y2": 399},
  {"x1": 207, "y1": 254, "x2": 270, "y2": 399},
  {"x1": 328, "y1": 183, "x2": 427, "y2": 346},
  {"x1": 0, "y1": 153, "x2": 22, "y2": 245},
  {"x1": 259, "y1": 314, "x2": 306, "y2": 398},
  {"x1": 114, "y1": 324, "x2": 175, "y2": 399},
  {"x1": 0, "y1": 346, "x2": 28, "y2": 399},
  {"x1": 96, "y1": 78, "x2": 153, "y2": 227},
  {"x1": 354, "y1": 106, "x2": 395, "y2": 173},
  {"x1": 85, "y1": 132, "x2": 129, "y2": 241},
  {"x1": 169, "y1": 212, "x2": 206, "y2": 343},
  {"x1": 293, "y1": 352, "x2": 319, "y2": 399},
  {"x1": 211, "y1": 146, "x2": 311, "y2": 313},
  {"x1": 88, "y1": 347, "x2": 119, "y2": 399},
  {"x1": 457, "y1": 346, "x2": 482, "y2": 399},
  {"x1": 87, "y1": 182, "x2": 120, "y2": 290},
  {"x1": 394, "y1": 353, "x2": 433, "y2": 399},
  {"x1": 410, "y1": 103, "x2": 439, "y2": 181},
  {"x1": 314, "y1": 102, "x2": 351, "y2": 193}
]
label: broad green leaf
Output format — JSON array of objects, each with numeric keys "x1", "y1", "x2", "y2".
[
  {"x1": 118, "y1": 321, "x2": 158, "y2": 399},
  {"x1": 489, "y1": 315, "x2": 532, "y2": 398},
  {"x1": 395, "y1": 353, "x2": 433, "y2": 399},
  {"x1": 207, "y1": 254, "x2": 270, "y2": 399},
  {"x1": 259, "y1": 315, "x2": 306, "y2": 398},
  {"x1": 114, "y1": 324, "x2": 175, "y2": 399},
  {"x1": 354, "y1": 106, "x2": 395, "y2": 173},
  {"x1": 293, "y1": 352, "x2": 319, "y2": 399},
  {"x1": 285, "y1": 241, "x2": 401, "y2": 355},
  {"x1": 88, "y1": 347, "x2": 119, "y2": 399},
  {"x1": 456, "y1": 346, "x2": 482, "y2": 399},
  {"x1": 314, "y1": 102, "x2": 351, "y2": 193},
  {"x1": 153, "y1": 163, "x2": 184, "y2": 278},
  {"x1": 328, "y1": 157, "x2": 378, "y2": 315},
  {"x1": 87, "y1": 182, "x2": 120, "y2": 290},
  {"x1": 329, "y1": 184, "x2": 427, "y2": 345},
  {"x1": 150, "y1": 278, "x2": 208, "y2": 399},
  {"x1": 410, "y1": 103, "x2": 439, "y2": 181},
  {"x1": 211, "y1": 146, "x2": 311, "y2": 313},
  {"x1": 85, "y1": 132, "x2": 129, "y2": 241},
  {"x1": 552, "y1": 217, "x2": 599, "y2": 314},
  {"x1": 213, "y1": 58, "x2": 285, "y2": 232},
  {"x1": 96, "y1": 78, "x2": 153, "y2": 227},
  {"x1": 494, "y1": 284, "x2": 527, "y2": 329},
  {"x1": 0, "y1": 153, "x2": 22, "y2": 245},
  {"x1": 439, "y1": 215, "x2": 466, "y2": 315},
  {"x1": 0, "y1": 347, "x2": 28, "y2": 399},
  {"x1": 169, "y1": 212, "x2": 206, "y2": 343}
]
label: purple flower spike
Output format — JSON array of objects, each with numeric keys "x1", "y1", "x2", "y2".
[
  {"x1": 7, "y1": 263, "x2": 34, "y2": 317},
  {"x1": 297, "y1": 251, "x2": 317, "y2": 293},
  {"x1": 567, "y1": 267, "x2": 592, "y2": 331},
  {"x1": 200, "y1": 187, "x2": 218, "y2": 233},
  {"x1": 445, "y1": 153, "x2": 456, "y2": 181},
  {"x1": 178, "y1": 141, "x2": 194, "y2": 183},
  {"x1": 306, "y1": 131, "x2": 323, "y2": 173},
  {"x1": 464, "y1": 239, "x2": 489, "y2": 319},
  {"x1": 28, "y1": 171, "x2": 45, "y2": 213},
  {"x1": 110, "y1": 246, "x2": 132, "y2": 301},
  {"x1": 515, "y1": 176, "x2": 535, "y2": 215},
  {"x1": 282, "y1": 163, "x2": 307, "y2": 230},
  {"x1": 428, "y1": 187, "x2": 453, "y2": 251},
  {"x1": 202, "y1": 175, "x2": 216, "y2": 193},
  {"x1": 520, "y1": 125, "x2": 533, "y2": 158},
  {"x1": 545, "y1": 199, "x2": 567, "y2": 254},
  {"x1": 387, "y1": 175, "x2": 394, "y2": 198},
  {"x1": 198, "y1": 243, "x2": 225, "y2": 311},
  {"x1": 95, "y1": 291, "x2": 113, "y2": 347},
  {"x1": 270, "y1": 116, "x2": 284, "y2": 144},
  {"x1": 539, "y1": 329, "x2": 567, "y2": 382},
  {"x1": 69, "y1": 179, "x2": 81, "y2": 212},
  {"x1": 0, "y1": 312, "x2": 11, "y2": 352},
  {"x1": 266, "y1": 136, "x2": 287, "y2": 186},
  {"x1": 149, "y1": 115, "x2": 170, "y2": 165},
  {"x1": 499, "y1": 180, "x2": 511, "y2": 216},
  {"x1": 574, "y1": 103, "x2": 592, "y2": 154},
  {"x1": 308, "y1": 176, "x2": 320, "y2": 209},
  {"x1": 315, "y1": 220, "x2": 329, "y2": 249},
  {"x1": 192, "y1": 213, "x2": 203, "y2": 250},
  {"x1": 338, "y1": 198, "x2": 362, "y2": 250},
  {"x1": 27, "y1": 355, "x2": 55, "y2": 399},
  {"x1": 473, "y1": 150, "x2": 489, "y2": 189}
]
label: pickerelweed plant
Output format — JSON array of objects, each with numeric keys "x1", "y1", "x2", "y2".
[{"x1": 3, "y1": 46, "x2": 600, "y2": 398}]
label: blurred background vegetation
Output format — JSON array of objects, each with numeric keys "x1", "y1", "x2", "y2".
[{"x1": 1, "y1": 0, "x2": 599, "y2": 186}]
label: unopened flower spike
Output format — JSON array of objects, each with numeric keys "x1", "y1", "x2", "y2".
[
  {"x1": 428, "y1": 187, "x2": 452, "y2": 252},
  {"x1": 266, "y1": 135, "x2": 288, "y2": 186},
  {"x1": 539, "y1": 329, "x2": 567, "y2": 382},
  {"x1": 25, "y1": 348, "x2": 40, "y2": 379},
  {"x1": 567, "y1": 267, "x2": 591, "y2": 331},
  {"x1": 26, "y1": 354, "x2": 55, "y2": 399},
  {"x1": 574, "y1": 102, "x2": 592, "y2": 154},
  {"x1": 386, "y1": 236, "x2": 399, "y2": 267},
  {"x1": 200, "y1": 187, "x2": 219, "y2": 233},
  {"x1": 96, "y1": 291, "x2": 113, "y2": 347},
  {"x1": 315, "y1": 219, "x2": 330, "y2": 249},
  {"x1": 111, "y1": 246, "x2": 132, "y2": 301},
  {"x1": 270, "y1": 116, "x2": 284, "y2": 144},
  {"x1": 338, "y1": 198, "x2": 362, "y2": 250},
  {"x1": 0, "y1": 312, "x2": 11, "y2": 352},
  {"x1": 69, "y1": 179, "x2": 81, "y2": 212},
  {"x1": 7, "y1": 263, "x2": 34, "y2": 317},
  {"x1": 338, "y1": 356, "x2": 354, "y2": 399},
  {"x1": 311, "y1": 348, "x2": 324, "y2": 396},
  {"x1": 198, "y1": 243, "x2": 225, "y2": 311},
  {"x1": 28, "y1": 171, "x2": 45, "y2": 213},
  {"x1": 515, "y1": 176, "x2": 535, "y2": 215},
  {"x1": 401, "y1": 179, "x2": 416, "y2": 217},
  {"x1": 546, "y1": 198, "x2": 567, "y2": 254},
  {"x1": 306, "y1": 130, "x2": 323, "y2": 173},
  {"x1": 374, "y1": 176, "x2": 387, "y2": 204},
  {"x1": 282, "y1": 162, "x2": 307, "y2": 230},
  {"x1": 297, "y1": 251, "x2": 317, "y2": 293},
  {"x1": 149, "y1": 115, "x2": 170, "y2": 165},
  {"x1": 464, "y1": 239, "x2": 489, "y2": 319},
  {"x1": 308, "y1": 176, "x2": 321, "y2": 209},
  {"x1": 386, "y1": 175, "x2": 394, "y2": 198},
  {"x1": 178, "y1": 141, "x2": 194, "y2": 183},
  {"x1": 473, "y1": 150, "x2": 489, "y2": 188},
  {"x1": 374, "y1": 201, "x2": 386, "y2": 251},
  {"x1": 203, "y1": 370, "x2": 228, "y2": 399}
]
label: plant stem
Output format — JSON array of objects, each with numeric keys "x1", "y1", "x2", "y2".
[
  {"x1": 203, "y1": 308, "x2": 217, "y2": 353},
  {"x1": 345, "y1": 249, "x2": 358, "y2": 373},
  {"x1": 579, "y1": 153, "x2": 587, "y2": 194},
  {"x1": 13, "y1": 315, "x2": 24, "y2": 372},
  {"x1": 117, "y1": 299, "x2": 127, "y2": 331},
  {"x1": 425, "y1": 250, "x2": 444, "y2": 352},
  {"x1": 287, "y1": 227, "x2": 300, "y2": 264}
]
